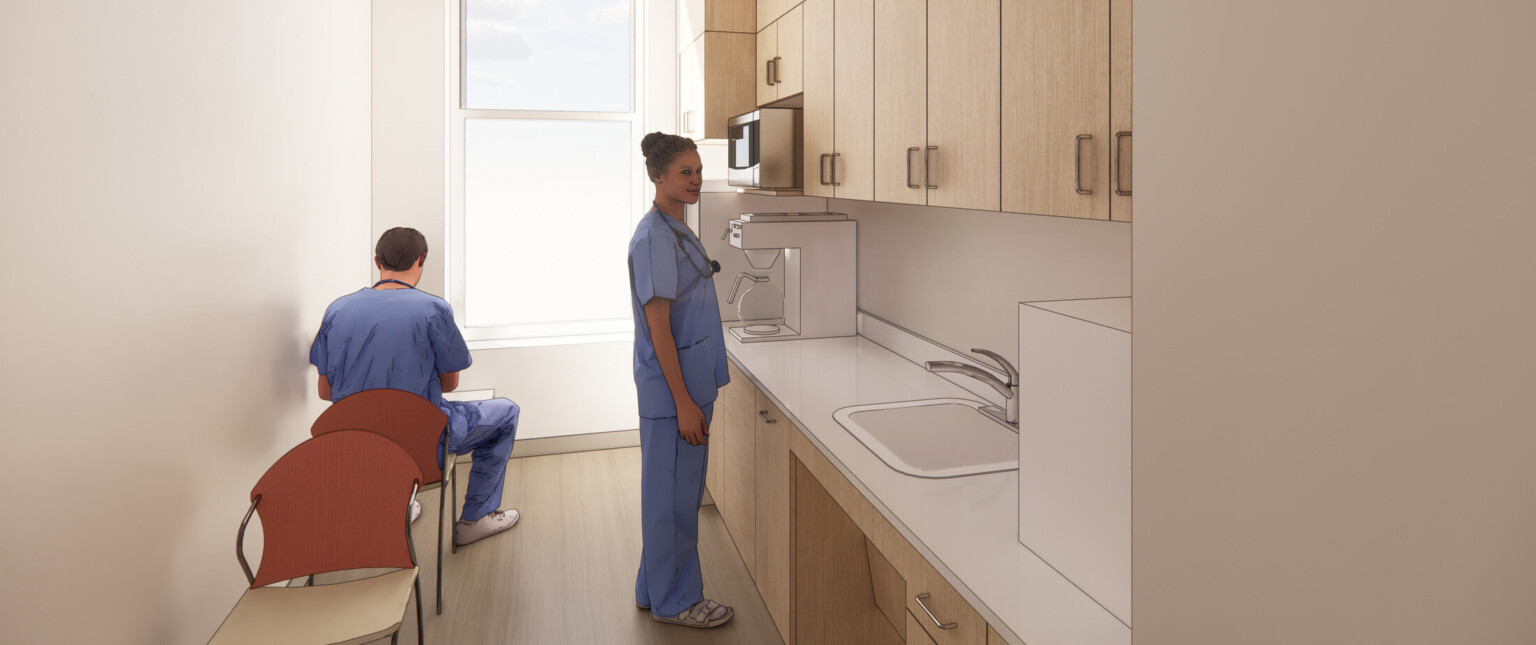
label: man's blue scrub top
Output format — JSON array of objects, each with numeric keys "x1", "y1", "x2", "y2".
[
  {"x1": 628, "y1": 208, "x2": 730, "y2": 419},
  {"x1": 309, "y1": 287, "x2": 477, "y2": 435}
]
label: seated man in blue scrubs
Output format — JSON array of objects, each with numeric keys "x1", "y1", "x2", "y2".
[{"x1": 309, "y1": 227, "x2": 520, "y2": 546}]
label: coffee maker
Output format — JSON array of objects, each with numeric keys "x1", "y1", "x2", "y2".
[{"x1": 725, "y1": 213, "x2": 856, "y2": 343}]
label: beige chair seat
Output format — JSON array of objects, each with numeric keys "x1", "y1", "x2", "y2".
[{"x1": 210, "y1": 567, "x2": 419, "y2": 645}]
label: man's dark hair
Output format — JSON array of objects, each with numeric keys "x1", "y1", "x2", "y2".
[{"x1": 375, "y1": 227, "x2": 428, "y2": 271}]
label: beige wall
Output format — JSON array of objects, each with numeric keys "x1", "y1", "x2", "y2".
[
  {"x1": 1135, "y1": 2, "x2": 1536, "y2": 643},
  {"x1": 835, "y1": 199, "x2": 1131, "y2": 366},
  {"x1": 0, "y1": 1, "x2": 371, "y2": 643}
]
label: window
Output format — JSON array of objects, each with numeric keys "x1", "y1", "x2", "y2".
[{"x1": 449, "y1": 0, "x2": 648, "y2": 345}]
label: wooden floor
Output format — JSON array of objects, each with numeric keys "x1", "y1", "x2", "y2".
[{"x1": 347, "y1": 447, "x2": 784, "y2": 645}]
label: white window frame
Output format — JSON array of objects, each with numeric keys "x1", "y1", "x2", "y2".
[{"x1": 446, "y1": 0, "x2": 652, "y2": 347}]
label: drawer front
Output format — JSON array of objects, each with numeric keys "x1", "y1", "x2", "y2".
[
  {"x1": 909, "y1": 610, "x2": 940, "y2": 645},
  {"x1": 908, "y1": 555, "x2": 987, "y2": 645}
]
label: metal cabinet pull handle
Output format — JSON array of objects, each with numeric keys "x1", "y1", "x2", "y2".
[
  {"x1": 757, "y1": 410, "x2": 777, "y2": 424},
  {"x1": 906, "y1": 146, "x2": 921, "y2": 189},
  {"x1": 772, "y1": 56, "x2": 782, "y2": 84},
  {"x1": 914, "y1": 593, "x2": 958, "y2": 630},
  {"x1": 1113, "y1": 131, "x2": 1131, "y2": 196},
  {"x1": 766, "y1": 60, "x2": 775, "y2": 86},
  {"x1": 924, "y1": 146, "x2": 938, "y2": 189},
  {"x1": 830, "y1": 152, "x2": 842, "y2": 186},
  {"x1": 819, "y1": 153, "x2": 830, "y2": 185},
  {"x1": 1075, "y1": 134, "x2": 1093, "y2": 195}
]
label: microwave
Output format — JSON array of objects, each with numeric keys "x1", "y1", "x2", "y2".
[{"x1": 727, "y1": 108, "x2": 803, "y2": 189}]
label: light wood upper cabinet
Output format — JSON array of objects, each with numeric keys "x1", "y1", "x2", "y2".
[
  {"x1": 678, "y1": 31, "x2": 756, "y2": 140},
  {"x1": 803, "y1": 0, "x2": 872, "y2": 199},
  {"x1": 1004, "y1": 0, "x2": 1131, "y2": 220},
  {"x1": 680, "y1": 0, "x2": 757, "y2": 49},
  {"x1": 802, "y1": 0, "x2": 834, "y2": 197},
  {"x1": 874, "y1": 0, "x2": 927, "y2": 205},
  {"x1": 753, "y1": 391, "x2": 792, "y2": 643},
  {"x1": 755, "y1": 5, "x2": 804, "y2": 107},
  {"x1": 1110, "y1": 0, "x2": 1132, "y2": 221},
  {"x1": 757, "y1": 20, "x2": 779, "y2": 107},
  {"x1": 774, "y1": 4, "x2": 803, "y2": 97},
  {"x1": 833, "y1": 0, "x2": 874, "y2": 200},
  {"x1": 927, "y1": 0, "x2": 1000, "y2": 211},
  {"x1": 758, "y1": 0, "x2": 797, "y2": 32}
]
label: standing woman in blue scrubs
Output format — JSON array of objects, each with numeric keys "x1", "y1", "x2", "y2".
[{"x1": 629, "y1": 132, "x2": 733, "y2": 628}]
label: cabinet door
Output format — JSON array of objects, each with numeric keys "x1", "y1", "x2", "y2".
[
  {"x1": 708, "y1": 0, "x2": 758, "y2": 34},
  {"x1": 753, "y1": 392, "x2": 791, "y2": 642},
  {"x1": 927, "y1": 0, "x2": 999, "y2": 211},
  {"x1": 774, "y1": 4, "x2": 804, "y2": 97},
  {"x1": 1109, "y1": 0, "x2": 1132, "y2": 221},
  {"x1": 833, "y1": 0, "x2": 874, "y2": 200},
  {"x1": 1002, "y1": 0, "x2": 1109, "y2": 219},
  {"x1": 701, "y1": 32, "x2": 757, "y2": 140},
  {"x1": 679, "y1": 37, "x2": 704, "y2": 140},
  {"x1": 758, "y1": 0, "x2": 791, "y2": 32},
  {"x1": 757, "y1": 20, "x2": 780, "y2": 107},
  {"x1": 802, "y1": 0, "x2": 834, "y2": 197},
  {"x1": 711, "y1": 361, "x2": 756, "y2": 577},
  {"x1": 874, "y1": 0, "x2": 926, "y2": 205}
]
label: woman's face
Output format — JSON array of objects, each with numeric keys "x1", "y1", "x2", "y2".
[{"x1": 654, "y1": 149, "x2": 703, "y2": 205}]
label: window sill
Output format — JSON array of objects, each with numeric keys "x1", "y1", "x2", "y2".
[{"x1": 467, "y1": 332, "x2": 632, "y2": 350}]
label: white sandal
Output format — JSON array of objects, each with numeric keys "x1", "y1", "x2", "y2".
[{"x1": 651, "y1": 599, "x2": 733, "y2": 628}]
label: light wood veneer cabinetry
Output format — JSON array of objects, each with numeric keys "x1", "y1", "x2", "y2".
[
  {"x1": 708, "y1": 359, "x2": 1003, "y2": 644},
  {"x1": 757, "y1": 4, "x2": 803, "y2": 106},
  {"x1": 1002, "y1": 0, "x2": 1132, "y2": 220},
  {"x1": 801, "y1": 0, "x2": 872, "y2": 199},
  {"x1": 874, "y1": 0, "x2": 999, "y2": 210},
  {"x1": 678, "y1": 0, "x2": 757, "y2": 141}
]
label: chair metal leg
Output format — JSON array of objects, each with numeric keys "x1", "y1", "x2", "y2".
[
  {"x1": 450, "y1": 462, "x2": 460, "y2": 555},
  {"x1": 415, "y1": 577, "x2": 426, "y2": 645},
  {"x1": 391, "y1": 631, "x2": 399, "y2": 645},
  {"x1": 436, "y1": 479, "x2": 445, "y2": 615}
]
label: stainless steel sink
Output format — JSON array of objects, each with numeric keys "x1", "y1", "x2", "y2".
[{"x1": 832, "y1": 398, "x2": 1019, "y2": 478}]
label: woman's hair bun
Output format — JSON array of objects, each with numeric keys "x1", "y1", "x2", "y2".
[
  {"x1": 641, "y1": 131, "x2": 699, "y2": 180},
  {"x1": 641, "y1": 131, "x2": 667, "y2": 160}
]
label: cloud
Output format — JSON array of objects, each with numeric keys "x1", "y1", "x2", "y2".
[
  {"x1": 466, "y1": 20, "x2": 534, "y2": 63},
  {"x1": 589, "y1": 1, "x2": 631, "y2": 25},
  {"x1": 466, "y1": 0, "x2": 539, "y2": 22},
  {"x1": 467, "y1": 70, "x2": 517, "y2": 89}
]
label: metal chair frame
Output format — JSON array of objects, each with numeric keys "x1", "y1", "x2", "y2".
[{"x1": 235, "y1": 485, "x2": 426, "y2": 645}]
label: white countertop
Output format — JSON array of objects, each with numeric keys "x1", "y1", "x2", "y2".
[{"x1": 725, "y1": 329, "x2": 1131, "y2": 645}]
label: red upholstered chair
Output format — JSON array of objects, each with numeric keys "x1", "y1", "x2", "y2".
[
  {"x1": 311, "y1": 388, "x2": 458, "y2": 615},
  {"x1": 211, "y1": 430, "x2": 426, "y2": 645}
]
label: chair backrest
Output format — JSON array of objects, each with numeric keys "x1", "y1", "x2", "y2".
[
  {"x1": 312, "y1": 388, "x2": 449, "y2": 484},
  {"x1": 249, "y1": 430, "x2": 423, "y2": 588}
]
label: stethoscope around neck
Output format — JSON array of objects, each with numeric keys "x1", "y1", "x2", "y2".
[{"x1": 655, "y1": 202, "x2": 721, "y2": 279}]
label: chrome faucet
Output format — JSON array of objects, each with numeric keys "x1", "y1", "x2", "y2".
[{"x1": 925, "y1": 348, "x2": 1019, "y2": 427}]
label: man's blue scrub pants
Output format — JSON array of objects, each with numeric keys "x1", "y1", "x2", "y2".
[
  {"x1": 635, "y1": 401, "x2": 714, "y2": 617},
  {"x1": 440, "y1": 398, "x2": 521, "y2": 523}
]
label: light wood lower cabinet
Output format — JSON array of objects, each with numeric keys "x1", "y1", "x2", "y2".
[
  {"x1": 712, "y1": 363, "x2": 1002, "y2": 644},
  {"x1": 709, "y1": 360, "x2": 757, "y2": 577},
  {"x1": 754, "y1": 390, "x2": 791, "y2": 641}
]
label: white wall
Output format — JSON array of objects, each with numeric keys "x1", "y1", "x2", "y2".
[
  {"x1": 836, "y1": 199, "x2": 1130, "y2": 366},
  {"x1": 0, "y1": 1, "x2": 371, "y2": 643},
  {"x1": 372, "y1": 0, "x2": 679, "y2": 440},
  {"x1": 1135, "y1": 2, "x2": 1536, "y2": 643}
]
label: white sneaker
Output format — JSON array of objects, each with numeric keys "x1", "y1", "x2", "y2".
[
  {"x1": 409, "y1": 499, "x2": 422, "y2": 524},
  {"x1": 454, "y1": 509, "x2": 519, "y2": 546}
]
